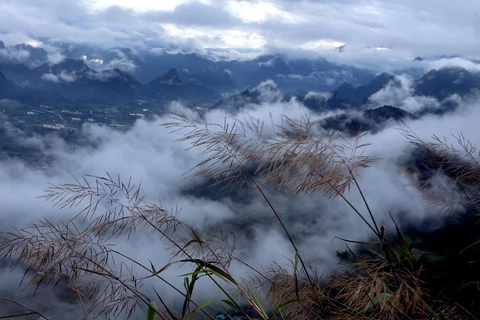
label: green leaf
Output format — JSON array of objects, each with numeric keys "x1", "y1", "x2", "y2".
[
  {"x1": 334, "y1": 236, "x2": 380, "y2": 246},
  {"x1": 248, "y1": 287, "x2": 268, "y2": 319},
  {"x1": 221, "y1": 299, "x2": 243, "y2": 313},
  {"x1": 182, "y1": 266, "x2": 200, "y2": 317},
  {"x1": 146, "y1": 303, "x2": 157, "y2": 320},
  {"x1": 293, "y1": 250, "x2": 300, "y2": 300},
  {"x1": 152, "y1": 288, "x2": 178, "y2": 319},
  {"x1": 390, "y1": 213, "x2": 415, "y2": 266},
  {"x1": 149, "y1": 260, "x2": 156, "y2": 275},
  {"x1": 179, "y1": 259, "x2": 237, "y2": 284},
  {"x1": 149, "y1": 261, "x2": 173, "y2": 276},
  {"x1": 363, "y1": 292, "x2": 391, "y2": 312},
  {"x1": 269, "y1": 299, "x2": 297, "y2": 319},
  {"x1": 0, "y1": 312, "x2": 37, "y2": 319},
  {"x1": 183, "y1": 299, "x2": 216, "y2": 318}
]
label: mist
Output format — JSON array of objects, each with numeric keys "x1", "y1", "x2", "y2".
[{"x1": 0, "y1": 77, "x2": 478, "y2": 318}]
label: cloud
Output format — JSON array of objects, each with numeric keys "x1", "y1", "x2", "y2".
[
  {"x1": 1, "y1": 0, "x2": 480, "y2": 315},
  {"x1": 57, "y1": 70, "x2": 76, "y2": 82},
  {"x1": 366, "y1": 73, "x2": 480, "y2": 115},
  {"x1": 2, "y1": 85, "x2": 480, "y2": 316},
  {"x1": 84, "y1": 69, "x2": 128, "y2": 81},
  {"x1": 40, "y1": 73, "x2": 60, "y2": 82},
  {"x1": 143, "y1": 2, "x2": 240, "y2": 27},
  {"x1": 41, "y1": 70, "x2": 77, "y2": 83},
  {"x1": 91, "y1": 0, "x2": 188, "y2": 12},
  {"x1": 96, "y1": 58, "x2": 137, "y2": 73},
  {"x1": 0, "y1": 0, "x2": 478, "y2": 69},
  {"x1": 367, "y1": 75, "x2": 440, "y2": 113},
  {"x1": 0, "y1": 46, "x2": 30, "y2": 63},
  {"x1": 47, "y1": 51, "x2": 65, "y2": 64},
  {"x1": 424, "y1": 57, "x2": 480, "y2": 73},
  {"x1": 304, "y1": 91, "x2": 333, "y2": 101}
]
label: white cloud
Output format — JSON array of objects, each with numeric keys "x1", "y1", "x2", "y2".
[
  {"x1": 90, "y1": 0, "x2": 188, "y2": 12},
  {"x1": 304, "y1": 91, "x2": 333, "y2": 101},
  {"x1": 0, "y1": 0, "x2": 478, "y2": 68},
  {"x1": 0, "y1": 47, "x2": 30, "y2": 62},
  {"x1": 424, "y1": 57, "x2": 480, "y2": 73},
  {"x1": 41, "y1": 73, "x2": 60, "y2": 82},
  {"x1": 158, "y1": 23, "x2": 267, "y2": 50},
  {"x1": 2, "y1": 87, "x2": 480, "y2": 316},
  {"x1": 225, "y1": 0, "x2": 303, "y2": 23},
  {"x1": 221, "y1": 30, "x2": 266, "y2": 49},
  {"x1": 41, "y1": 70, "x2": 77, "y2": 83},
  {"x1": 302, "y1": 39, "x2": 346, "y2": 51},
  {"x1": 57, "y1": 70, "x2": 76, "y2": 82}
]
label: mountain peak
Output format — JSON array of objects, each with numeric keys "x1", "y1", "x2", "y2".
[
  {"x1": 336, "y1": 82, "x2": 355, "y2": 91},
  {"x1": 43, "y1": 58, "x2": 88, "y2": 70},
  {"x1": 415, "y1": 66, "x2": 479, "y2": 100},
  {"x1": 372, "y1": 72, "x2": 394, "y2": 82},
  {"x1": 334, "y1": 82, "x2": 356, "y2": 97},
  {"x1": 37, "y1": 58, "x2": 91, "y2": 75},
  {"x1": 13, "y1": 43, "x2": 48, "y2": 56},
  {"x1": 223, "y1": 70, "x2": 232, "y2": 81},
  {"x1": 333, "y1": 73, "x2": 394, "y2": 104},
  {"x1": 59, "y1": 58, "x2": 88, "y2": 68},
  {"x1": 158, "y1": 68, "x2": 183, "y2": 85},
  {"x1": 335, "y1": 44, "x2": 347, "y2": 53},
  {"x1": 420, "y1": 66, "x2": 474, "y2": 83},
  {"x1": 0, "y1": 41, "x2": 4, "y2": 49},
  {"x1": 254, "y1": 80, "x2": 279, "y2": 93},
  {"x1": 0, "y1": 71, "x2": 6, "y2": 81}
]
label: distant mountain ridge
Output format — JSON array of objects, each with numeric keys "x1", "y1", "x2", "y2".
[
  {"x1": 318, "y1": 105, "x2": 416, "y2": 135},
  {"x1": 2, "y1": 39, "x2": 480, "y2": 123},
  {"x1": 0, "y1": 42, "x2": 49, "y2": 67},
  {"x1": 415, "y1": 67, "x2": 480, "y2": 100},
  {"x1": 144, "y1": 68, "x2": 219, "y2": 103},
  {"x1": 57, "y1": 42, "x2": 377, "y2": 92},
  {"x1": 208, "y1": 66, "x2": 480, "y2": 137},
  {"x1": 210, "y1": 81, "x2": 282, "y2": 112},
  {"x1": 0, "y1": 58, "x2": 221, "y2": 104},
  {"x1": 210, "y1": 72, "x2": 398, "y2": 113},
  {"x1": 0, "y1": 71, "x2": 10, "y2": 97},
  {"x1": 334, "y1": 73, "x2": 396, "y2": 104}
]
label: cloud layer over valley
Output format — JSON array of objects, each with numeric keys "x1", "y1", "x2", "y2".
[
  {"x1": 2, "y1": 1, "x2": 480, "y2": 318},
  {"x1": 0, "y1": 79, "x2": 478, "y2": 317}
]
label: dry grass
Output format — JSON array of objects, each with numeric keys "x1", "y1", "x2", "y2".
[
  {"x1": 331, "y1": 257, "x2": 429, "y2": 319},
  {"x1": 403, "y1": 130, "x2": 480, "y2": 214},
  {"x1": 164, "y1": 113, "x2": 374, "y2": 197},
  {"x1": 1, "y1": 114, "x2": 479, "y2": 319}
]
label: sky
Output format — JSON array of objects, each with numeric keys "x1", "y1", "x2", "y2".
[{"x1": 1, "y1": 0, "x2": 480, "y2": 65}]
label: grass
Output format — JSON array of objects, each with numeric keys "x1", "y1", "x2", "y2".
[{"x1": 1, "y1": 113, "x2": 480, "y2": 319}]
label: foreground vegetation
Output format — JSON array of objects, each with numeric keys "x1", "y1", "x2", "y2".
[{"x1": 1, "y1": 114, "x2": 480, "y2": 319}]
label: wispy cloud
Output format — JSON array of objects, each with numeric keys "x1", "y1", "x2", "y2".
[{"x1": 1, "y1": 0, "x2": 479, "y2": 67}]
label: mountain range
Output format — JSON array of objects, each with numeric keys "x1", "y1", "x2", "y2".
[
  {"x1": 0, "y1": 41, "x2": 384, "y2": 104},
  {"x1": 207, "y1": 65, "x2": 480, "y2": 134},
  {"x1": 0, "y1": 58, "x2": 221, "y2": 105},
  {"x1": 2, "y1": 40, "x2": 480, "y2": 136},
  {"x1": 59, "y1": 44, "x2": 377, "y2": 92}
]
